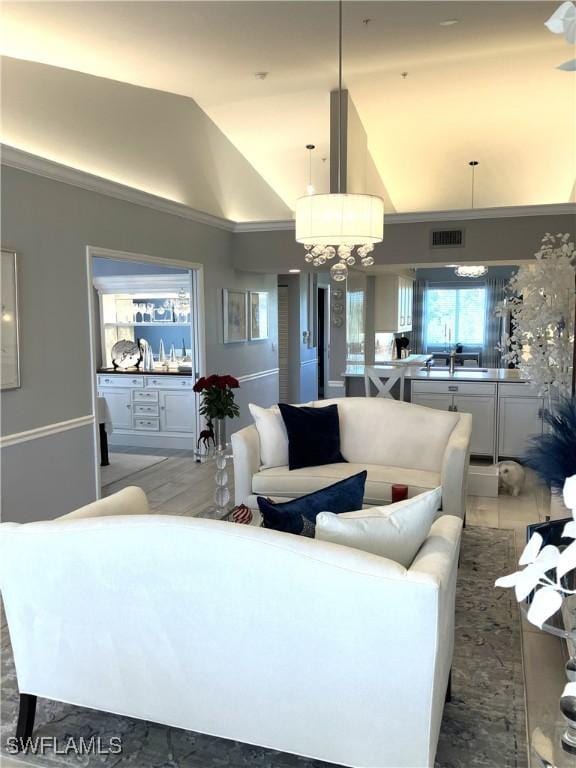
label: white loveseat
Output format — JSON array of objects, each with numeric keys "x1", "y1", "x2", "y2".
[
  {"x1": 0, "y1": 487, "x2": 462, "y2": 768},
  {"x1": 232, "y1": 397, "x2": 472, "y2": 518}
]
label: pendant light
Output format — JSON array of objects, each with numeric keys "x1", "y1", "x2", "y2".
[
  {"x1": 455, "y1": 161, "x2": 487, "y2": 278},
  {"x1": 295, "y1": 0, "x2": 384, "y2": 281}
]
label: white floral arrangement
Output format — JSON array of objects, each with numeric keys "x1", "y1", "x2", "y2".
[{"x1": 498, "y1": 233, "x2": 575, "y2": 397}]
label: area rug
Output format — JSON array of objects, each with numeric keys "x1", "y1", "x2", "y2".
[
  {"x1": 100, "y1": 453, "x2": 168, "y2": 486},
  {"x1": 0, "y1": 527, "x2": 527, "y2": 768}
]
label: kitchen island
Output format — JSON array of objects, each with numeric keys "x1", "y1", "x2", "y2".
[{"x1": 343, "y1": 365, "x2": 543, "y2": 461}]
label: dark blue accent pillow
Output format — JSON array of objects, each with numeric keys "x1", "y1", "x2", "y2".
[
  {"x1": 257, "y1": 470, "x2": 367, "y2": 537},
  {"x1": 278, "y1": 403, "x2": 346, "y2": 471}
]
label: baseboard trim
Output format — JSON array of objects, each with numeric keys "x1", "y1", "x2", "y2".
[
  {"x1": 237, "y1": 368, "x2": 279, "y2": 383},
  {"x1": 1, "y1": 415, "x2": 95, "y2": 448}
]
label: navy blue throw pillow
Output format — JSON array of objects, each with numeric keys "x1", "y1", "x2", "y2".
[
  {"x1": 257, "y1": 470, "x2": 367, "y2": 537},
  {"x1": 278, "y1": 403, "x2": 346, "y2": 471}
]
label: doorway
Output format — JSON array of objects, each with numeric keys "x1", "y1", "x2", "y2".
[
  {"x1": 317, "y1": 286, "x2": 329, "y2": 399},
  {"x1": 86, "y1": 247, "x2": 204, "y2": 496},
  {"x1": 317, "y1": 287, "x2": 326, "y2": 398}
]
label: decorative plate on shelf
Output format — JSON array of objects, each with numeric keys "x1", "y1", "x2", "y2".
[{"x1": 111, "y1": 340, "x2": 141, "y2": 369}]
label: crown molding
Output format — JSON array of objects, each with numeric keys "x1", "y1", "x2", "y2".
[
  {"x1": 3, "y1": 145, "x2": 574, "y2": 233},
  {"x1": 234, "y1": 202, "x2": 576, "y2": 232},
  {"x1": 1, "y1": 144, "x2": 235, "y2": 232}
]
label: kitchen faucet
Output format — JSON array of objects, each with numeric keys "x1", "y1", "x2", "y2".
[{"x1": 449, "y1": 348, "x2": 456, "y2": 376}]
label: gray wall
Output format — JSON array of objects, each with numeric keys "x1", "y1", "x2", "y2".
[
  {"x1": 232, "y1": 213, "x2": 576, "y2": 273},
  {"x1": 1, "y1": 166, "x2": 278, "y2": 521}
]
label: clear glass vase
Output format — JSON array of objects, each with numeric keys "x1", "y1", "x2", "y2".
[{"x1": 214, "y1": 418, "x2": 227, "y2": 452}]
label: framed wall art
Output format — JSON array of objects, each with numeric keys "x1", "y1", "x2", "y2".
[
  {"x1": 1, "y1": 249, "x2": 20, "y2": 389},
  {"x1": 223, "y1": 289, "x2": 248, "y2": 343},
  {"x1": 249, "y1": 291, "x2": 269, "y2": 341}
]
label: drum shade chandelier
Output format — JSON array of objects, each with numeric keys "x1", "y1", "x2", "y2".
[{"x1": 295, "y1": 1, "x2": 384, "y2": 281}]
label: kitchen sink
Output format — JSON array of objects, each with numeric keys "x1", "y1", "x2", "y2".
[{"x1": 419, "y1": 366, "x2": 489, "y2": 373}]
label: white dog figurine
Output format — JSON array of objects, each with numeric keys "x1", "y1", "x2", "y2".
[{"x1": 498, "y1": 461, "x2": 526, "y2": 497}]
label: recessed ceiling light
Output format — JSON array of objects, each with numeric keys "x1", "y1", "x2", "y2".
[
  {"x1": 289, "y1": 269, "x2": 301, "y2": 273},
  {"x1": 254, "y1": 71, "x2": 268, "y2": 80},
  {"x1": 439, "y1": 19, "x2": 460, "y2": 26}
]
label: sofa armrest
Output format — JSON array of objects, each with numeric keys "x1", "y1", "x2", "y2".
[
  {"x1": 56, "y1": 487, "x2": 149, "y2": 521},
  {"x1": 440, "y1": 413, "x2": 472, "y2": 519},
  {"x1": 231, "y1": 425, "x2": 261, "y2": 507}
]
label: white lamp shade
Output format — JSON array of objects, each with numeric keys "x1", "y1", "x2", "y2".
[{"x1": 295, "y1": 193, "x2": 384, "y2": 246}]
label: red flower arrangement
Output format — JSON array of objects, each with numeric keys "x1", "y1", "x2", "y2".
[
  {"x1": 193, "y1": 374, "x2": 240, "y2": 421},
  {"x1": 193, "y1": 374, "x2": 240, "y2": 392}
]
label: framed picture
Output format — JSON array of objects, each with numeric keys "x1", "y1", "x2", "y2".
[
  {"x1": 223, "y1": 289, "x2": 248, "y2": 343},
  {"x1": 1, "y1": 250, "x2": 20, "y2": 389},
  {"x1": 249, "y1": 291, "x2": 269, "y2": 341}
]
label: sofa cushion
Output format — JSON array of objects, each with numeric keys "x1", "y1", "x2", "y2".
[
  {"x1": 257, "y1": 470, "x2": 367, "y2": 537},
  {"x1": 248, "y1": 403, "x2": 288, "y2": 469},
  {"x1": 278, "y1": 403, "x2": 345, "y2": 470},
  {"x1": 252, "y1": 462, "x2": 441, "y2": 506},
  {"x1": 317, "y1": 397, "x2": 459, "y2": 473},
  {"x1": 316, "y1": 487, "x2": 442, "y2": 567}
]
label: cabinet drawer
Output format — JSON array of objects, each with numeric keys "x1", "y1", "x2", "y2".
[
  {"x1": 133, "y1": 389, "x2": 159, "y2": 402},
  {"x1": 134, "y1": 417, "x2": 160, "y2": 431},
  {"x1": 98, "y1": 374, "x2": 144, "y2": 388},
  {"x1": 498, "y1": 382, "x2": 541, "y2": 397},
  {"x1": 412, "y1": 381, "x2": 496, "y2": 396},
  {"x1": 134, "y1": 404, "x2": 159, "y2": 416},
  {"x1": 145, "y1": 376, "x2": 193, "y2": 390}
]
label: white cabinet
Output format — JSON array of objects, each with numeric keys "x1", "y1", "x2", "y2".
[
  {"x1": 411, "y1": 392, "x2": 453, "y2": 412},
  {"x1": 100, "y1": 389, "x2": 133, "y2": 430},
  {"x1": 453, "y1": 395, "x2": 496, "y2": 456},
  {"x1": 374, "y1": 275, "x2": 414, "y2": 333},
  {"x1": 411, "y1": 381, "x2": 496, "y2": 458},
  {"x1": 412, "y1": 378, "x2": 545, "y2": 460},
  {"x1": 498, "y1": 387, "x2": 544, "y2": 458},
  {"x1": 98, "y1": 374, "x2": 196, "y2": 449},
  {"x1": 160, "y1": 391, "x2": 196, "y2": 433}
]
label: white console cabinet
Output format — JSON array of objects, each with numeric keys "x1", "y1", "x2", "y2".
[{"x1": 98, "y1": 374, "x2": 196, "y2": 450}]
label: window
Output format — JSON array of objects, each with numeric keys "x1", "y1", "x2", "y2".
[
  {"x1": 424, "y1": 286, "x2": 486, "y2": 348},
  {"x1": 346, "y1": 290, "x2": 365, "y2": 362}
]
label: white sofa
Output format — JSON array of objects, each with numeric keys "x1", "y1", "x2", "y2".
[
  {"x1": 232, "y1": 397, "x2": 472, "y2": 518},
  {"x1": 0, "y1": 487, "x2": 462, "y2": 768}
]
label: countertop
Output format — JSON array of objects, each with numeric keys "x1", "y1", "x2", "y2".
[
  {"x1": 97, "y1": 367, "x2": 193, "y2": 377},
  {"x1": 343, "y1": 365, "x2": 530, "y2": 383}
]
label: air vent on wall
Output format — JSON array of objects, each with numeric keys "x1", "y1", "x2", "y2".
[{"x1": 430, "y1": 229, "x2": 465, "y2": 248}]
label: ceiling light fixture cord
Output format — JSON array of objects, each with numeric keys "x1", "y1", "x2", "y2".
[{"x1": 469, "y1": 160, "x2": 479, "y2": 209}]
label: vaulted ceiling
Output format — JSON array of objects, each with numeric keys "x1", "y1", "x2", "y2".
[{"x1": 2, "y1": 1, "x2": 575, "y2": 220}]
